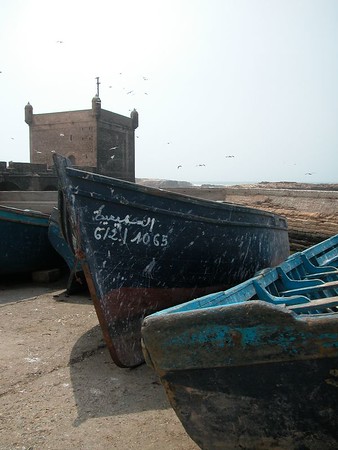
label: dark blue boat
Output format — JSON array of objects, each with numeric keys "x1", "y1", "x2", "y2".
[
  {"x1": 0, "y1": 205, "x2": 63, "y2": 274},
  {"x1": 141, "y1": 234, "x2": 338, "y2": 449},
  {"x1": 48, "y1": 208, "x2": 87, "y2": 294},
  {"x1": 53, "y1": 154, "x2": 290, "y2": 368}
]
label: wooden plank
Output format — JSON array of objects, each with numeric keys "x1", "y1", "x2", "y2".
[
  {"x1": 289, "y1": 296, "x2": 338, "y2": 312},
  {"x1": 280, "y1": 280, "x2": 338, "y2": 296}
]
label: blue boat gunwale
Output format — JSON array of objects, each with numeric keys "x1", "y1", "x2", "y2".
[
  {"x1": 146, "y1": 242, "x2": 338, "y2": 318},
  {"x1": 144, "y1": 278, "x2": 313, "y2": 318},
  {"x1": 0, "y1": 205, "x2": 50, "y2": 227}
]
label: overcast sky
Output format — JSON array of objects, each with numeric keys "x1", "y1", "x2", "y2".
[{"x1": 1, "y1": 0, "x2": 337, "y2": 183}]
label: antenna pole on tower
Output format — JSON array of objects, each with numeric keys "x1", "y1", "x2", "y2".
[{"x1": 95, "y1": 77, "x2": 100, "y2": 97}]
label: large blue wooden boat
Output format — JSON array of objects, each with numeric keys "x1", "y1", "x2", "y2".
[
  {"x1": 141, "y1": 234, "x2": 338, "y2": 449},
  {"x1": 0, "y1": 205, "x2": 63, "y2": 274},
  {"x1": 53, "y1": 154, "x2": 290, "y2": 368}
]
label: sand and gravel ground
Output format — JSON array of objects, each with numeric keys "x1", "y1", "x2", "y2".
[{"x1": 0, "y1": 275, "x2": 198, "y2": 450}]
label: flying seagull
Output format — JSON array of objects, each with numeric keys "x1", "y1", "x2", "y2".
[{"x1": 177, "y1": 165, "x2": 182, "y2": 169}]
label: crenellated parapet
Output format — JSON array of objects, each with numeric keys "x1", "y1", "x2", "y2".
[{"x1": 0, "y1": 161, "x2": 96, "y2": 190}]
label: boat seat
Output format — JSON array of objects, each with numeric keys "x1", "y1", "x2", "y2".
[
  {"x1": 310, "y1": 252, "x2": 338, "y2": 268},
  {"x1": 252, "y1": 279, "x2": 310, "y2": 306},
  {"x1": 304, "y1": 271, "x2": 338, "y2": 280},
  {"x1": 279, "y1": 252, "x2": 338, "y2": 283},
  {"x1": 302, "y1": 235, "x2": 338, "y2": 268},
  {"x1": 300, "y1": 253, "x2": 338, "y2": 275},
  {"x1": 276, "y1": 266, "x2": 324, "y2": 290},
  {"x1": 278, "y1": 279, "x2": 338, "y2": 297},
  {"x1": 288, "y1": 296, "x2": 338, "y2": 314},
  {"x1": 253, "y1": 278, "x2": 338, "y2": 314}
]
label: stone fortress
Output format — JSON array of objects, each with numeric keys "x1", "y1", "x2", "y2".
[{"x1": 0, "y1": 95, "x2": 138, "y2": 191}]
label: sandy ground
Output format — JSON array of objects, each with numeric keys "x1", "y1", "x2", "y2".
[{"x1": 0, "y1": 274, "x2": 198, "y2": 450}]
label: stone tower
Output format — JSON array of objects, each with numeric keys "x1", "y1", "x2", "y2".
[{"x1": 25, "y1": 98, "x2": 138, "y2": 182}]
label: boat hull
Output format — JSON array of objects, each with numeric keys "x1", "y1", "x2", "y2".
[
  {"x1": 162, "y1": 357, "x2": 338, "y2": 450},
  {"x1": 0, "y1": 205, "x2": 63, "y2": 274},
  {"x1": 53, "y1": 154, "x2": 290, "y2": 367},
  {"x1": 142, "y1": 299, "x2": 338, "y2": 449},
  {"x1": 83, "y1": 276, "x2": 229, "y2": 367}
]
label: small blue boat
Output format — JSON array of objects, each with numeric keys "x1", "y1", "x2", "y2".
[
  {"x1": 141, "y1": 234, "x2": 338, "y2": 449},
  {"x1": 0, "y1": 205, "x2": 64, "y2": 274}
]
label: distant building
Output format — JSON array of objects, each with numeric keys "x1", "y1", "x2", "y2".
[{"x1": 25, "y1": 96, "x2": 138, "y2": 182}]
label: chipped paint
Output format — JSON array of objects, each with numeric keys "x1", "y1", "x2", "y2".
[{"x1": 141, "y1": 234, "x2": 338, "y2": 448}]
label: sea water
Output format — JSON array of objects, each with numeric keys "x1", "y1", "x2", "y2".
[{"x1": 192, "y1": 181, "x2": 255, "y2": 187}]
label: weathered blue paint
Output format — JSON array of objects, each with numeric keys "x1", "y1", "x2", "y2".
[
  {"x1": 141, "y1": 233, "x2": 338, "y2": 449},
  {"x1": 166, "y1": 322, "x2": 338, "y2": 353},
  {"x1": 0, "y1": 205, "x2": 64, "y2": 274}
]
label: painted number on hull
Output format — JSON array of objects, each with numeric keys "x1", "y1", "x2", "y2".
[
  {"x1": 92, "y1": 206, "x2": 169, "y2": 247},
  {"x1": 94, "y1": 226, "x2": 168, "y2": 247}
]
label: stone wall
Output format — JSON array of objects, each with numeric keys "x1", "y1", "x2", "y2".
[{"x1": 0, "y1": 191, "x2": 57, "y2": 213}]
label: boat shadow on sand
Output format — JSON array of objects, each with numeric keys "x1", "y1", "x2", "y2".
[
  {"x1": 0, "y1": 272, "x2": 75, "y2": 305},
  {"x1": 69, "y1": 324, "x2": 168, "y2": 426}
]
